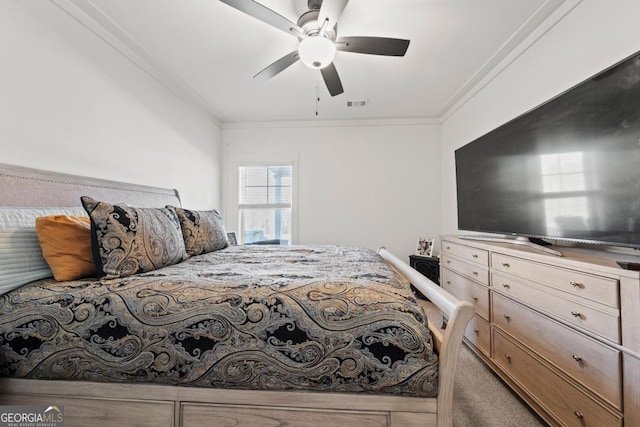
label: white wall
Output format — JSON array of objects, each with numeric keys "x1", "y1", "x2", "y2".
[
  {"x1": 223, "y1": 121, "x2": 440, "y2": 257},
  {"x1": 1, "y1": 1, "x2": 222, "y2": 209},
  {"x1": 441, "y1": 0, "x2": 640, "y2": 234},
  {"x1": 11, "y1": 0, "x2": 635, "y2": 250}
]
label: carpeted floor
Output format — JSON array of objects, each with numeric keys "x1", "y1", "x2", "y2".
[
  {"x1": 452, "y1": 344, "x2": 546, "y2": 426},
  {"x1": 421, "y1": 301, "x2": 546, "y2": 426}
]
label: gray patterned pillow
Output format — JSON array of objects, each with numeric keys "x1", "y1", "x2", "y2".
[
  {"x1": 168, "y1": 206, "x2": 229, "y2": 256},
  {"x1": 81, "y1": 196, "x2": 187, "y2": 278}
]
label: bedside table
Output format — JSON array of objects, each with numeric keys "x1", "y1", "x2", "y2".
[
  {"x1": 409, "y1": 255, "x2": 440, "y2": 301},
  {"x1": 409, "y1": 255, "x2": 440, "y2": 285},
  {"x1": 409, "y1": 255, "x2": 441, "y2": 315}
]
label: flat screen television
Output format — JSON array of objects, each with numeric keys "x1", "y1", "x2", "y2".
[{"x1": 455, "y1": 50, "x2": 640, "y2": 253}]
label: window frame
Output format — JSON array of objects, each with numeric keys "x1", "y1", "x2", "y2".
[{"x1": 229, "y1": 161, "x2": 298, "y2": 245}]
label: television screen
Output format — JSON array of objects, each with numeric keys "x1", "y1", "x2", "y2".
[{"x1": 455, "y1": 51, "x2": 640, "y2": 249}]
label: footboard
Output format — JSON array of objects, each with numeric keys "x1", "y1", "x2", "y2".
[{"x1": 378, "y1": 247, "x2": 475, "y2": 427}]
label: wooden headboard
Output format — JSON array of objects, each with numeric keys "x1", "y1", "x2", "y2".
[{"x1": 0, "y1": 163, "x2": 181, "y2": 208}]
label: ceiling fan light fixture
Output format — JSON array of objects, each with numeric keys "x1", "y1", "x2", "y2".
[{"x1": 298, "y1": 36, "x2": 336, "y2": 69}]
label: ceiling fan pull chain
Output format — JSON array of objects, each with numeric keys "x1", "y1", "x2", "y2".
[{"x1": 316, "y1": 73, "x2": 320, "y2": 116}]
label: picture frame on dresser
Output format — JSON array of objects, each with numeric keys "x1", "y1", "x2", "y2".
[{"x1": 416, "y1": 237, "x2": 435, "y2": 257}]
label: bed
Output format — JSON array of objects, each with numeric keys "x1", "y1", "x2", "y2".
[{"x1": 0, "y1": 163, "x2": 474, "y2": 427}]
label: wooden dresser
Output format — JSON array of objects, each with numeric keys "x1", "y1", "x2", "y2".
[{"x1": 440, "y1": 236, "x2": 640, "y2": 427}]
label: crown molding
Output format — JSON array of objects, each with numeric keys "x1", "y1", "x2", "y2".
[
  {"x1": 50, "y1": 0, "x2": 224, "y2": 127},
  {"x1": 47, "y1": 0, "x2": 581, "y2": 130},
  {"x1": 440, "y1": 0, "x2": 583, "y2": 123},
  {"x1": 220, "y1": 115, "x2": 441, "y2": 130}
]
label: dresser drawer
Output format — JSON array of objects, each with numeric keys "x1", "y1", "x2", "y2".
[
  {"x1": 492, "y1": 292, "x2": 622, "y2": 409},
  {"x1": 441, "y1": 240, "x2": 488, "y2": 266},
  {"x1": 493, "y1": 329, "x2": 622, "y2": 427},
  {"x1": 464, "y1": 314, "x2": 490, "y2": 357},
  {"x1": 182, "y1": 403, "x2": 389, "y2": 426},
  {"x1": 441, "y1": 268, "x2": 490, "y2": 320},
  {"x1": 492, "y1": 271, "x2": 620, "y2": 343},
  {"x1": 491, "y1": 253, "x2": 619, "y2": 308},
  {"x1": 441, "y1": 254, "x2": 489, "y2": 285}
]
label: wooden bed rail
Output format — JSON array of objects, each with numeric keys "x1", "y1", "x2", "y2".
[{"x1": 378, "y1": 247, "x2": 475, "y2": 427}]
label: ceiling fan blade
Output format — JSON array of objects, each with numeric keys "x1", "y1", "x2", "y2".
[
  {"x1": 253, "y1": 50, "x2": 299, "y2": 80},
  {"x1": 336, "y1": 36, "x2": 410, "y2": 56},
  {"x1": 220, "y1": 0, "x2": 303, "y2": 37},
  {"x1": 318, "y1": 0, "x2": 349, "y2": 31},
  {"x1": 320, "y1": 63, "x2": 344, "y2": 97}
]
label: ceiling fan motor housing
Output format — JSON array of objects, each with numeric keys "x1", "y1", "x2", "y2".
[
  {"x1": 307, "y1": 0, "x2": 323, "y2": 11},
  {"x1": 297, "y1": 9, "x2": 337, "y2": 42}
]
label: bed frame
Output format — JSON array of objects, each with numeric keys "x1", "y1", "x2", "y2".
[{"x1": 0, "y1": 163, "x2": 475, "y2": 427}]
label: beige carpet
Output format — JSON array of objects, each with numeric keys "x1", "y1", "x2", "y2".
[
  {"x1": 452, "y1": 343, "x2": 545, "y2": 426},
  {"x1": 421, "y1": 301, "x2": 546, "y2": 426}
]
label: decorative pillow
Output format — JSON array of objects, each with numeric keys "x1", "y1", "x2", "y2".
[
  {"x1": 35, "y1": 215, "x2": 96, "y2": 281},
  {"x1": 0, "y1": 206, "x2": 88, "y2": 295},
  {"x1": 81, "y1": 196, "x2": 187, "y2": 278},
  {"x1": 167, "y1": 206, "x2": 229, "y2": 256}
]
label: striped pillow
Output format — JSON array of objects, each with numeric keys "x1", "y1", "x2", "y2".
[{"x1": 0, "y1": 207, "x2": 87, "y2": 295}]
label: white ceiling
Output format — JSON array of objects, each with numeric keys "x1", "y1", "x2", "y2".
[{"x1": 57, "y1": 0, "x2": 571, "y2": 124}]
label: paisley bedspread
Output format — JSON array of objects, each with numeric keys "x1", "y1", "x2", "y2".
[{"x1": 0, "y1": 245, "x2": 438, "y2": 397}]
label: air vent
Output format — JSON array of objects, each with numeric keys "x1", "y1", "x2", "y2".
[{"x1": 346, "y1": 100, "x2": 369, "y2": 108}]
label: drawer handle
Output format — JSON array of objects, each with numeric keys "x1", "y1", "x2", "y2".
[
  {"x1": 502, "y1": 262, "x2": 510, "y2": 268},
  {"x1": 570, "y1": 281, "x2": 584, "y2": 288},
  {"x1": 473, "y1": 329, "x2": 479, "y2": 335},
  {"x1": 446, "y1": 260, "x2": 451, "y2": 264},
  {"x1": 473, "y1": 297, "x2": 478, "y2": 302},
  {"x1": 472, "y1": 254, "x2": 478, "y2": 259},
  {"x1": 572, "y1": 354, "x2": 583, "y2": 363},
  {"x1": 504, "y1": 354, "x2": 512, "y2": 363},
  {"x1": 472, "y1": 271, "x2": 478, "y2": 276},
  {"x1": 571, "y1": 311, "x2": 582, "y2": 318},
  {"x1": 446, "y1": 246, "x2": 451, "y2": 250},
  {"x1": 446, "y1": 281, "x2": 451, "y2": 285},
  {"x1": 503, "y1": 314, "x2": 511, "y2": 321},
  {"x1": 502, "y1": 283, "x2": 510, "y2": 289},
  {"x1": 574, "y1": 411, "x2": 584, "y2": 420}
]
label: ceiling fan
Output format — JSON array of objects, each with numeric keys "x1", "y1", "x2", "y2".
[{"x1": 219, "y1": 0, "x2": 410, "y2": 96}]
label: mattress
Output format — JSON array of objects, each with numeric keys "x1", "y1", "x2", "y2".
[{"x1": 0, "y1": 245, "x2": 438, "y2": 397}]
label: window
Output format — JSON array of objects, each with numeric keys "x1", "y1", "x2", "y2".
[
  {"x1": 540, "y1": 152, "x2": 589, "y2": 235},
  {"x1": 238, "y1": 165, "x2": 293, "y2": 244},
  {"x1": 540, "y1": 152, "x2": 585, "y2": 193}
]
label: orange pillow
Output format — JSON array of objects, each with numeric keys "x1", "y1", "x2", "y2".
[{"x1": 35, "y1": 215, "x2": 96, "y2": 281}]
